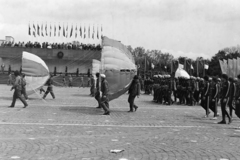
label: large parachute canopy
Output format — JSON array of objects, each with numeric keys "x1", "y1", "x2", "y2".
[
  {"x1": 101, "y1": 36, "x2": 137, "y2": 101},
  {"x1": 22, "y1": 51, "x2": 50, "y2": 95},
  {"x1": 92, "y1": 59, "x2": 101, "y2": 77}
]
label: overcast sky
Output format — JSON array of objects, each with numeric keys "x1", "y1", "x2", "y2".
[{"x1": 0, "y1": 0, "x2": 240, "y2": 59}]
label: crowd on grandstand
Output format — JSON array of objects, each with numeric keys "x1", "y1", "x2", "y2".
[{"x1": 0, "y1": 41, "x2": 102, "y2": 50}]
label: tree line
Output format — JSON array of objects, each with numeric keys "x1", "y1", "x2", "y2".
[{"x1": 127, "y1": 45, "x2": 240, "y2": 78}]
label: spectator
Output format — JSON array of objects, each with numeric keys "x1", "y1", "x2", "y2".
[{"x1": 1, "y1": 63, "x2": 5, "y2": 74}]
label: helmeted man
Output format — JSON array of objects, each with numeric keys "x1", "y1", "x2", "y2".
[
  {"x1": 209, "y1": 77, "x2": 219, "y2": 119},
  {"x1": 202, "y1": 76, "x2": 210, "y2": 117},
  {"x1": 235, "y1": 75, "x2": 240, "y2": 119},
  {"x1": 218, "y1": 74, "x2": 232, "y2": 124},
  {"x1": 228, "y1": 77, "x2": 236, "y2": 118}
]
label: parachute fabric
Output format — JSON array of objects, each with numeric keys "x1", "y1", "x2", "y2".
[
  {"x1": 101, "y1": 36, "x2": 137, "y2": 101},
  {"x1": 22, "y1": 51, "x2": 50, "y2": 95}
]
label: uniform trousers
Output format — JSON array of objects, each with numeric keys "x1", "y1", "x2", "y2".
[{"x1": 10, "y1": 89, "x2": 28, "y2": 107}]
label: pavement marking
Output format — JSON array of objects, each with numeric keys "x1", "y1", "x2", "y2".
[
  {"x1": 0, "y1": 103, "x2": 203, "y2": 110},
  {"x1": 0, "y1": 122, "x2": 208, "y2": 128}
]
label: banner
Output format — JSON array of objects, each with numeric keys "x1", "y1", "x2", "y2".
[
  {"x1": 237, "y1": 57, "x2": 240, "y2": 76},
  {"x1": 233, "y1": 58, "x2": 237, "y2": 78},
  {"x1": 228, "y1": 59, "x2": 234, "y2": 78},
  {"x1": 219, "y1": 60, "x2": 225, "y2": 74}
]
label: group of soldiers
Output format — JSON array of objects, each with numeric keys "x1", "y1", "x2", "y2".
[{"x1": 151, "y1": 74, "x2": 240, "y2": 123}]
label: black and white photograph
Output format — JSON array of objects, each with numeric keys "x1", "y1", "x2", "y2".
[{"x1": 0, "y1": 0, "x2": 240, "y2": 159}]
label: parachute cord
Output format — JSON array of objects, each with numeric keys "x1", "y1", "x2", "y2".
[{"x1": 28, "y1": 84, "x2": 47, "y2": 103}]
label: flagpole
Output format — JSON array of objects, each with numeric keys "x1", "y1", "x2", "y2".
[
  {"x1": 203, "y1": 60, "x2": 205, "y2": 77},
  {"x1": 197, "y1": 60, "x2": 199, "y2": 77},
  {"x1": 144, "y1": 56, "x2": 146, "y2": 79},
  {"x1": 184, "y1": 58, "x2": 186, "y2": 71}
]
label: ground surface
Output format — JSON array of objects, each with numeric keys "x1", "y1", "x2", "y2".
[{"x1": 0, "y1": 85, "x2": 240, "y2": 160}]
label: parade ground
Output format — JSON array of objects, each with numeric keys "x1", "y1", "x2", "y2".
[{"x1": 0, "y1": 85, "x2": 240, "y2": 160}]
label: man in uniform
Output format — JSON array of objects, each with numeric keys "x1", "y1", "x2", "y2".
[
  {"x1": 21, "y1": 74, "x2": 28, "y2": 101},
  {"x1": 235, "y1": 75, "x2": 240, "y2": 119},
  {"x1": 218, "y1": 74, "x2": 232, "y2": 124},
  {"x1": 90, "y1": 75, "x2": 95, "y2": 97},
  {"x1": 210, "y1": 77, "x2": 219, "y2": 119},
  {"x1": 128, "y1": 75, "x2": 141, "y2": 112},
  {"x1": 42, "y1": 74, "x2": 55, "y2": 99},
  {"x1": 202, "y1": 76, "x2": 210, "y2": 117},
  {"x1": 95, "y1": 73, "x2": 101, "y2": 108},
  {"x1": 228, "y1": 78, "x2": 236, "y2": 118},
  {"x1": 8, "y1": 70, "x2": 28, "y2": 108},
  {"x1": 100, "y1": 74, "x2": 110, "y2": 115}
]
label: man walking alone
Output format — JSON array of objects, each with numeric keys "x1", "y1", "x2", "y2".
[{"x1": 128, "y1": 75, "x2": 141, "y2": 112}]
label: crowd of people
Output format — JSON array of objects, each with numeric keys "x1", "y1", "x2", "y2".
[
  {"x1": 0, "y1": 41, "x2": 102, "y2": 50},
  {"x1": 7, "y1": 68, "x2": 239, "y2": 121},
  {"x1": 148, "y1": 74, "x2": 240, "y2": 124}
]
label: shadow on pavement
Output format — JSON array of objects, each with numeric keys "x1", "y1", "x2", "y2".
[
  {"x1": 60, "y1": 106, "x2": 103, "y2": 115},
  {"x1": 71, "y1": 93, "x2": 92, "y2": 97}
]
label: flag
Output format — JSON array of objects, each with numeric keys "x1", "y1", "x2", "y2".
[
  {"x1": 97, "y1": 26, "x2": 99, "y2": 39},
  {"x1": 223, "y1": 59, "x2": 228, "y2": 75},
  {"x1": 50, "y1": 24, "x2": 52, "y2": 37},
  {"x1": 204, "y1": 64, "x2": 209, "y2": 69},
  {"x1": 92, "y1": 25, "x2": 95, "y2": 39},
  {"x1": 191, "y1": 64, "x2": 194, "y2": 69},
  {"x1": 33, "y1": 23, "x2": 36, "y2": 37},
  {"x1": 70, "y1": 25, "x2": 73, "y2": 37},
  {"x1": 28, "y1": 23, "x2": 31, "y2": 36},
  {"x1": 233, "y1": 58, "x2": 237, "y2": 78},
  {"x1": 84, "y1": 26, "x2": 86, "y2": 39},
  {"x1": 219, "y1": 60, "x2": 225, "y2": 74},
  {"x1": 66, "y1": 25, "x2": 68, "y2": 37},
  {"x1": 54, "y1": 24, "x2": 56, "y2": 36},
  {"x1": 59, "y1": 24, "x2": 61, "y2": 36},
  {"x1": 41, "y1": 24, "x2": 44, "y2": 37},
  {"x1": 101, "y1": 25, "x2": 103, "y2": 36},
  {"x1": 237, "y1": 57, "x2": 240, "y2": 76},
  {"x1": 88, "y1": 25, "x2": 90, "y2": 38},
  {"x1": 185, "y1": 59, "x2": 191, "y2": 74},
  {"x1": 198, "y1": 60, "x2": 204, "y2": 77},
  {"x1": 37, "y1": 24, "x2": 40, "y2": 36},
  {"x1": 33, "y1": 23, "x2": 36, "y2": 32},
  {"x1": 172, "y1": 60, "x2": 179, "y2": 73},
  {"x1": 79, "y1": 26, "x2": 82, "y2": 37},
  {"x1": 151, "y1": 63, "x2": 155, "y2": 69},
  {"x1": 228, "y1": 59, "x2": 233, "y2": 78},
  {"x1": 63, "y1": 25, "x2": 65, "y2": 37},
  {"x1": 45, "y1": 23, "x2": 48, "y2": 36},
  {"x1": 75, "y1": 25, "x2": 77, "y2": 38}
]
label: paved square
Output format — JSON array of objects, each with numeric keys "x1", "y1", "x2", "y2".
[{"x1": 0, "y1": 85, "x2": 240, "y2": 160}]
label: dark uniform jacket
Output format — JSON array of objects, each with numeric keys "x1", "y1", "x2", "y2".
[
  {"x1": 101, "y1": 79, "x2": 109, "y2": 96},
  {"x1": 128, "y1": 80, "x2": 140, "y2": 96},
  {"x1": 221, "y1": 81, "x2": 230, "y2": 99}
]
